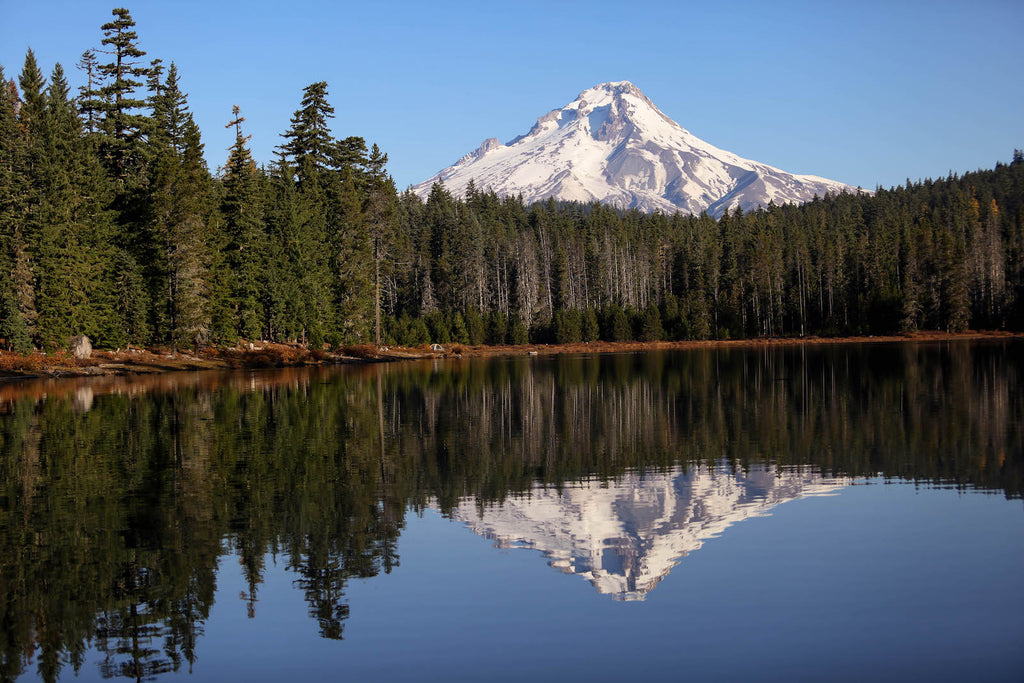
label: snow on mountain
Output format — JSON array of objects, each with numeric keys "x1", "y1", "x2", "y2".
[
  {"x1": 440, "y1": 464, "x2": 850, "y2": 601},
  {"x1": 413, "y1": 81, "x2": 863, "y2": 217}
]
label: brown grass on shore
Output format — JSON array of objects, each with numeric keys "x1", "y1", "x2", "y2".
[
  {"x1": 0, "y1": 330, "x2": 1020, "y2": 381},
  {"x1": 438, "y1": 329, "x2": 1024, "y2": 360}
]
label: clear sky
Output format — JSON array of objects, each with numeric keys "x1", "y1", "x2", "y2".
[{"x1": 2, "y1": 0, "x2": 1021, "y2": 192}]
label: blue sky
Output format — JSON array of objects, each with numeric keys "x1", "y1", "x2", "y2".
[{"x1": 2, "y1": 0, "x2": 1021, "y2": 191}]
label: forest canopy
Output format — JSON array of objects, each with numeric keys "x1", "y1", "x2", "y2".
[{"x1": 1, "y1": 8, "x2": 1022, "y2": 354}]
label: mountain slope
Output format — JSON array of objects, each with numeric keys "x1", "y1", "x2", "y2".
[{"x1": 413, "y1": 81, "x2": 863, "y2": 216}]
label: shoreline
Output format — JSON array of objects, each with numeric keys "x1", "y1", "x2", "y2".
[{"x1": 0, "y1": 330, "x2": 1020, "y2": 381}]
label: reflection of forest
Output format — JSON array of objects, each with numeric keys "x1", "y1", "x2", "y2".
[{"x1": 0, "y1": 341, "x2": 1020, "y2": 681}]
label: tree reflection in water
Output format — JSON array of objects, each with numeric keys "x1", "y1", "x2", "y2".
[{"x1": 0, "y1": 341, "x2": 1020, "y2": 681}]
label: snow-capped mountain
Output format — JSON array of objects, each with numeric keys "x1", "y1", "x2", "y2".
[
  {"x1": 441, "y1": 464, "x2": 850, "y2": 601},
  {"x1": 413, "y1": 81, "x2": 863, "y2": 216}
]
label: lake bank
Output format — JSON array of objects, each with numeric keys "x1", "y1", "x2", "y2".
[{"x1": 0, "y1": 330, "x2": 1021, "y2": 380}]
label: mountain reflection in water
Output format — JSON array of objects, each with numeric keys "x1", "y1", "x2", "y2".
[
  {"x1": 447, "y1": 464, "x2": 849, "y2": 600},
  {"x1": 0, "y1": 341, "x2": 1021, "y2": 681}
]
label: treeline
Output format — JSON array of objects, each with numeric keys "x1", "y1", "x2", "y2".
[
  {"x1": 389, "y1": 161, "x2": 1024, "y2": 346},
  {"x1": 2, "y1": 8, "x2": 1023, "y2": 354}
]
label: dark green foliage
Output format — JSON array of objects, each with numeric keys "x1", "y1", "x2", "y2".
[
  {"x1": 465, "y1": 307, "x2": 486, "y2": 345},
  {"x1": 449, "y1": 311, "x2": 469, "y2": 344},
  {"x1": 96, "y1": 7, "x2": 150, "y2": 182},
  {"x1": 638, "y1": 304, "x2": 663, "y2": 342},
  {"x1": 553, "y1": 308, "x2": 582, "y2": 344},
  {"x1": 425, "y1": 310, "x2": 451, "y2": 344},
  {"x1": 106, "y1": 249, "x2": 149, "y2": 345},
  {"x1": 332, "y1": 170, "x2": 373, "y2": 342},
  {"x1": 404, "y1": 316, "x2": 430, "y2": 345},
  {"x1": 146, "y1": 63, "x2": 211, "y2": 350},
  {"x1": 366, "y1": 143, "x2": 396, "y2": 345},
  {"x1": 219, "y1": 106, "x2": 266, "y2": 341},
  {"x1": 30, "y1": 63, "x2": 116, "y2": 348},
  {"x1": 581, "y1": 308, "x2": 600, "y2": 341},
  {"x1": 278, "y1": 81, "x2": 342, "y2": 179},
  {"x1": 1, "y1": 12, "x2": 1021, "y2": 353},
  {"x1": 602, "y1": 304, "x2": 632, "y2": 342},
  {"x1": 509, "y1": 315, "x2": 529, "y2": 345},
  {"x1": 8, "y1": 234, "x2": 37, "y2": 347},
  {"x1": 0, "y1": 264, "x2": 32, "y2": 351},
  {"x1": 487, "y1": 310, "x2": 508, "y2": 344}
]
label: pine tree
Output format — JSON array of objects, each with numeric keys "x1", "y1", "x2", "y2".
[
  {"x1": 275, "y1": 81, "x2": 371, "y2": 345},
  {"x1": 365, "y1": 143, "x2": 395, "y2": 345},
  {"x1": 109, "y1": 249, "x2": 150, "y2": 345},
  {"x1": 31, "y1": 64, "x2": 103, "y2": 348},
  {"x1": 10, "y1": 232, "x2": 38, "y2": 345},
  {"x1": 147, "y1": 64, "x2": 210, "y2": 350},
  {"x1": 426, "y1": 183, "x2": 458, "y2": 311},
  {"x1": 5, "y1": 54, "x2": 47, "y2": 347},
  {"x1": 278, "y1": 81, "x2": 339, "y2": 183},
  {"x1": 76, "y1": 49, "x2": 103, "y2": 135},
  {"x1": 220, "y1": 105, "x2": 266, "y2": 340},
  {"x1": 17, "y1": 50, "x2": 46, "y2": 244},
  {"x1": 0, "y1": 68, "x2": 32, "y2": 350},
  {"x1": 263, "y1": 156, "x2": 333, "y2": 345},
  {"x1": 331, "y1": 169, "x2": 372, "y2": 342},
  {"x1": 96, "y1": 7, "x2": 150, "y2": 183}
]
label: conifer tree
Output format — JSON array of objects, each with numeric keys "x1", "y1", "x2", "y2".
[
  {"x1": 0, "y1": 68, "x2": 32, "y2": 350},
  {"x1": 9, "y1": 232, "x2": 38, "y2": 346},
  {"x1": 17, "y1": 49, "x2": 46, "y2": 242},
  {"x1": 220, "y1": 105, "x2": 267, "y2": 340},
  {"x1": 0, "y1": 71, "x2": 19, "y2": 234},
  {"x1": 96, "y1": 7, "x2": 150, "y2": 183},
  {"x1": 365, "y1": 144, "x2": 395, "y2": 345},
  {"x1": 331, "y1": 169, "x2": 372, "y2": 342},
  {"x1": 278, "y1": 81, "x2": 339, "y2": 183},
  {"x1": 30, "y1": 64, "x2": 101, "y2": 347},
  {"x1": 147, "y1": 64, "x2": 211, "y2": 350},
  {"x1": 276, "y1": 81, "x2": 371, "y2": 344},
  {"x1": 5, "y1": 54, "x2": 47, "y2": 347},
  {"x1": 76, "y1": 49, "x2": 103, "y2": 135}
]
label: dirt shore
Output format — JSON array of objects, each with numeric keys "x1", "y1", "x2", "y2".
[{"x1": 0, "y1": 330, "x2": 1020, "y2": 381}]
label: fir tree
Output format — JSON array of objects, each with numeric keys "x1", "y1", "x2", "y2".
[
  {"x1": 76, "y1": 49, "x2": 103, "y2": 135},
  {"x1": 0, "y1": 67, "x2": 32, "y2": 350},
  {"x1": 147, "y1": 64, "x2": 211, "y2": 350},
  {"x1": 220, "y1": 105, "x2": 266, "y2": 340},
  {"x1": 331, "y1": 169, "x2": 372, "y2": 342},
  {"x1": 30, "y1": 64, "x2": 100, "y2": 348},
  {"x1": 96, "y1": 7, "x2": 150, "y2": 182},
  {"x1": 366, "y1": 143, "x2": 395, "y2": 345},
  {"x1": 278, "y1": 81, "x2": 340, "y2": 183}
]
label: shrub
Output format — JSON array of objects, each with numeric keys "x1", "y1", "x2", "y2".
[
  {"x1": 509, "y1": 316, "x2": 529, "y2": 345},
  {"x1": 487, "y1": 311, "x2": 508, "y2": 344},
  {"x1": 465, "y1": 308, "x2": 487, "y2": 345},
  {"x1": 554, "y1": 309, "x2": 582, "y2": 344}
]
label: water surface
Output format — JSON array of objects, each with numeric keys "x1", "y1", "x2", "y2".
[{"x1": 1, "y1": 341, "x2": 1022, "y2": 681}]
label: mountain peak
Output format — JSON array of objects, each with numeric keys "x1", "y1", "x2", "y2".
[
  {"x1": 578, "y1": 80, "x2": 642, "y2": 98},
  {"x1": 415, "y1": 83, "x2": 863, "y2": 216}
]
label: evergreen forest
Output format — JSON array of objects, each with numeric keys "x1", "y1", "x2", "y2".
[{"x1": 2, "y1": 8, "x2": 1023, "y2": 355}]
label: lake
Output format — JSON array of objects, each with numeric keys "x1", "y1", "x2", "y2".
[{"x1": 1, "y1": 341, "x2": 1022, "y2": 682}]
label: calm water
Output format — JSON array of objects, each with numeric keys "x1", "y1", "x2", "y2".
[{"x1": 1, "y1": 341, "x2": 1022, "y2": 682}]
